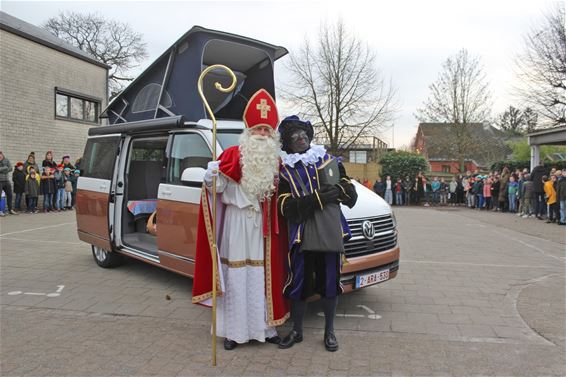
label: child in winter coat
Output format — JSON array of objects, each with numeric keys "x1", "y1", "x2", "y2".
[
  {"x1": 508, "y1": 176, "x2": 519, "y2": 213},
  {"x1": 544, "y1": 175, "x2": 558, "y2": 223},
  {"x1": 521, "y1": 174, "x2": 534, "y2": 217},
  {"x1": 25, "y1": 168, "x2": 40, "y2": 213},
  {"x1": 483, "y1": 178, "x2": 492, "y2": 210},
  {"x1": 12, "y1": 162, "x2": 26, "y2": 211},
  {"x1": 71, "y1": 169, "x2": 80, "y2": 208},
  {"x1": 54, "y1": 164, "x2": 65, "y2": 211},
  {"x1": 40, "y1": 167, "x2": 56, "y2": 212},
  {"x1": 63, "y1": 168, "x2": 73, "y2": 210}
]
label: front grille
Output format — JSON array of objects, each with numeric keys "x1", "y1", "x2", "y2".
[{"x1": 344, "y1": 214, "x2": 397, "y2": 258}]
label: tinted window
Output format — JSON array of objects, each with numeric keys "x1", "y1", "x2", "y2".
[
  {"x1": 169, "y1": 133, "x2": 212, "y2": 184},
  {"x1": 217, "y1": 131, "x2": 242, "y2": 150},
  {"x1": 82, "y1": 137, "x2": 121, "y2": 180},
  {"x1": 55, "y1": 91, "x2": 99, "y2": 123}
]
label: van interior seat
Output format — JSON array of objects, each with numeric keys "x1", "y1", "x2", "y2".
[{"x1": 128, "y1": 160, "x2": 165, "y2": 200}]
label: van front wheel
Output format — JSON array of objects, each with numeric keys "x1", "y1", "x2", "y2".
[{"x1": 92, "y1": 245, "x2": 123, "y2": 268}]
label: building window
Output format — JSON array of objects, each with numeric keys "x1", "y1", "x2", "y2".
[
  {"x1": 349, "y1": 150, "x2": 367, "y2": 164},
  {"x1": 442, "y1": 165, "x2": 451, "y2": 173},
  {"x1": 55, "y1": 90, "x2": 99, "y2": 123}
]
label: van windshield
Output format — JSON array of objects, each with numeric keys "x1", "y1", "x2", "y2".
[{"x1": 217, "y1": 131, "x2": 242, "y2": 150}]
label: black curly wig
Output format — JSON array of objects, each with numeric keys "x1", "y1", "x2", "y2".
[{"x1": 278, "y1": 116, "x2": 314, "y2": 153}]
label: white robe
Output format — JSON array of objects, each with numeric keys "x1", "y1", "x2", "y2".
[{"x1": 205, "y1": 173, "x2": 277, "y2": 343}]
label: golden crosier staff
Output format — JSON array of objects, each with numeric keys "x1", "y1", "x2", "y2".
[{"x1": 197, "y1": 65, "x2": 237, "y2": 367}]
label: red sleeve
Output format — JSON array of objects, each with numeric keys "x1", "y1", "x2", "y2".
[{"x1": 218, "y1": 146, "x2": 242, "y2": 183}]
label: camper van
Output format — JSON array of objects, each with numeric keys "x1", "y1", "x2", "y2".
[{"x1": 76, "y1": 26, "x2": 399, "y2": 293}]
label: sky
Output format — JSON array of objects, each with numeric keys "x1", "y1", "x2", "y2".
[{"x1": 2, "y1": 0, "x2": 553, "y2": 148}]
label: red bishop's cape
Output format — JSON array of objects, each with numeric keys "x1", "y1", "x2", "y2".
[{"x1": 191, "y1": 146, "x2": 290, "y2": 326}]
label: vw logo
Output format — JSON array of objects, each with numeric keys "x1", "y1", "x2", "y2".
[{"x1": 362, "y1": 220, "x2": 375, "y2": 240}]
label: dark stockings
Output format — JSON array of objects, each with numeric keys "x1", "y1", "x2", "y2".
[
  {"x1": 291, "y1": 300, "x2": 306, "y2": 334},
  {"x1": 322, "y1": 296, "x2": 337, "y2": 333},
  {"x1": 291, "y1": 296, "x2": 338, "y2": 335}
]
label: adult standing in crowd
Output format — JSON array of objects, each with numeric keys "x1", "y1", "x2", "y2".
[
  {"x1": 394, "y1": 178, "x2": 403, "y2": 205},
  {"x1": 449, "y1": 176, "x2": 458, "y2": 206},
  {"x1": 499, "y1": 167, "x2": 510, "y2": 212},
  {"x1": 491, "y1": 175, "x2": 500, "y2": 211},
  {"x1": 416, "y1": 173, "x2": 424, "y2": 205},
  {"x1": 456, "y1": 174, "x2": 464, "y2": 205},
  {"x1": 373, "y1": 177, "x2": 384, "y2": 198},
  {"x1": 0, "y1": 152, "x2": 17, "y2": 215},
  {"x1": 530, "y1": 161, "x2": 547, "y2": 219},
  {"x1": 402, "y1": 176, "x2": 412, "y2": 206},
  {"x1": 23, "y1": 152, "x2": 39, "y2": 174},
  {"x1": 42, "y1": 151, "x2": 57, "y2": 170},
  {"x1": 384, "y1": 175, "x2": 393, "y2": 205},
  {"x1": 61, "y1": 155, "x2": 75, "y2": 171},
  {"x1": 74, "y1": 157, "x2": 82, "y2": 172}
]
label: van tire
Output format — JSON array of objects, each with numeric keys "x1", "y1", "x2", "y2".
[{"x1": 92, "y1": 245, "x2": 124, "y2": 268}]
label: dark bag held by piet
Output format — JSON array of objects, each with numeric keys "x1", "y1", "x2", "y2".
[{"x1": 292, "y1": 160, "x2": 344, "y2": 253}]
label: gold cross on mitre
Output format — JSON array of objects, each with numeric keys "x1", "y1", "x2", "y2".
[{"x1": 256, "y1": 99, "x2": 271, "y2": 119}]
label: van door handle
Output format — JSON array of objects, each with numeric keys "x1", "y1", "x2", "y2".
[
  {"x1": 162, "y1": 190, "x2": 172, "y2": 196},
  {"x1": 99, "y1": 185, "x2": 107, "y2": 190}
]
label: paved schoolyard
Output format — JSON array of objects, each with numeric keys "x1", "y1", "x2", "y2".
[{"x1": 0, "y1": 207, "x2": 564, "y2": 376}]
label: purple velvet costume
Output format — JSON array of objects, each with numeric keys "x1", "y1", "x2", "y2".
[{"x1": 278, "y1": 153, "x2": 355, "y2": 300}]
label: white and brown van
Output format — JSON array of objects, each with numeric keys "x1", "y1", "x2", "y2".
[{"x1": 76, "y1": 26, "x2": 400, "y2": 292}]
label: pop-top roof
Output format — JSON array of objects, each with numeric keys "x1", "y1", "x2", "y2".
[{"x1": 100, "y1": 26, "x2": 288, "y2": 125}]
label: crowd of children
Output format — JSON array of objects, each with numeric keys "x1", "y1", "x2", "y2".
[
  {"x1": 363, "y1": 162, "x2": 566, "y2": 226},
  {"x1": 0, "y1": 151, "x2": 81, "y2": 216}
]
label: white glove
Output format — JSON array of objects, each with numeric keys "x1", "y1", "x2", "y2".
[
  {"x1": 204, "y1": 161, "x2": 221, "y2": 187},
  {"x1": 206, "y1": 161, "x2": 221, "y2": 177}
]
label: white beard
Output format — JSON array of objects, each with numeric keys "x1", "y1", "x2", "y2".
[{"x1": 239, "y1": 129, "x2": 281, "y2": 202}]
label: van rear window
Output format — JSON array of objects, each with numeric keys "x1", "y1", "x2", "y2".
[{"x1": 81, "y1": 136, "x2": 121, "y2": 180}]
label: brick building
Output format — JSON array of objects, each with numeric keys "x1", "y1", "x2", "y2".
[
  {"x1": 414, "y1": 122, "x2": 511, "y2": 174},
  {"x1": 0, "y1": 11, "x2": 109, "y2": 169}
]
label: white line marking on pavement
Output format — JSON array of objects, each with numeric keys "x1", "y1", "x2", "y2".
[
  {"x1": 317, "y1": 304, "x2": 382, "y2": 320},
  {"x1": 0, "y1": 222, "x2": 75, "y2": 237},
  {"x1": 402, "y1": 260, "x2": 555, "y2": 269},
  {"x1": 7, "y1": 285, "x2": 65, "y2": 298},
  {"x1": 515, "y1": 239, "x2": 566, "y2": 261}
]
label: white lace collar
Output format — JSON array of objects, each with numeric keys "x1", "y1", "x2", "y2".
[{"x1": 281, "y1": 144, "x2": 327, "y2": 167}]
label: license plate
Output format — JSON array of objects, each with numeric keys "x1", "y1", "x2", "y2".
[{"x1": 355, "y1": 269, "x2": 390, "y2": 288}]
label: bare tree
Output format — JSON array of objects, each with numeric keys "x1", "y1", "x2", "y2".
[
  {"x1": 495, "y1": 106, "x2": 539, "y2": 135},
  {"x1": 496, "y1": 106, "x2": 525, "y2": 135},
  {"x1": 282, "y1": 20, "x2": 397, "y2": 155},
  {"x1": 416, "y1": 49, "x2": 492, "y2": 172},
  {"x1": 43, "y1": 12, "x2": 148, "y2": 98},
  {"x1": 515, "y1": 3, "x2": 566, "y2": 126},
  {"x1": 523, "y1": 107, "x2": 539, "y2": 133}
]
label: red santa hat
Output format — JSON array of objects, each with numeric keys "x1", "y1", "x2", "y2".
[
  {"x1": 16, "y1": 161, "x2": 24, "y2": 167},
  {"x1": 57, "y1": 163, "x2": 64, "y2": 169},
  {"x1": 242, "y1": 89, "x2": 279, "y2": 131}
]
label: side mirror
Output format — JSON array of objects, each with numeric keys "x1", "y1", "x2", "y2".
[{"x1": 181, "y1": 167, "x2": 206, "y2": 187}]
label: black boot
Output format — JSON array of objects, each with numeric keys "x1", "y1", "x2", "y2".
[
  {"x1": 322, "y1": 296, "x2": 338, "y2": 352},
  {"x1": 324, "y1": 330, "x2": 339, "y2": 352},
  {"x1": 279, "y1": 300, "x2": 306, "y2": 349},
  {"x1": 223, "y1": 338, "x2": 238, "y2": 350},
  {"x1": 266, "y1": 335, "x2": 281, "y2": 344},
  {"x1": 279, "y1": 330, "x2": 303, "y2": 349}
]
